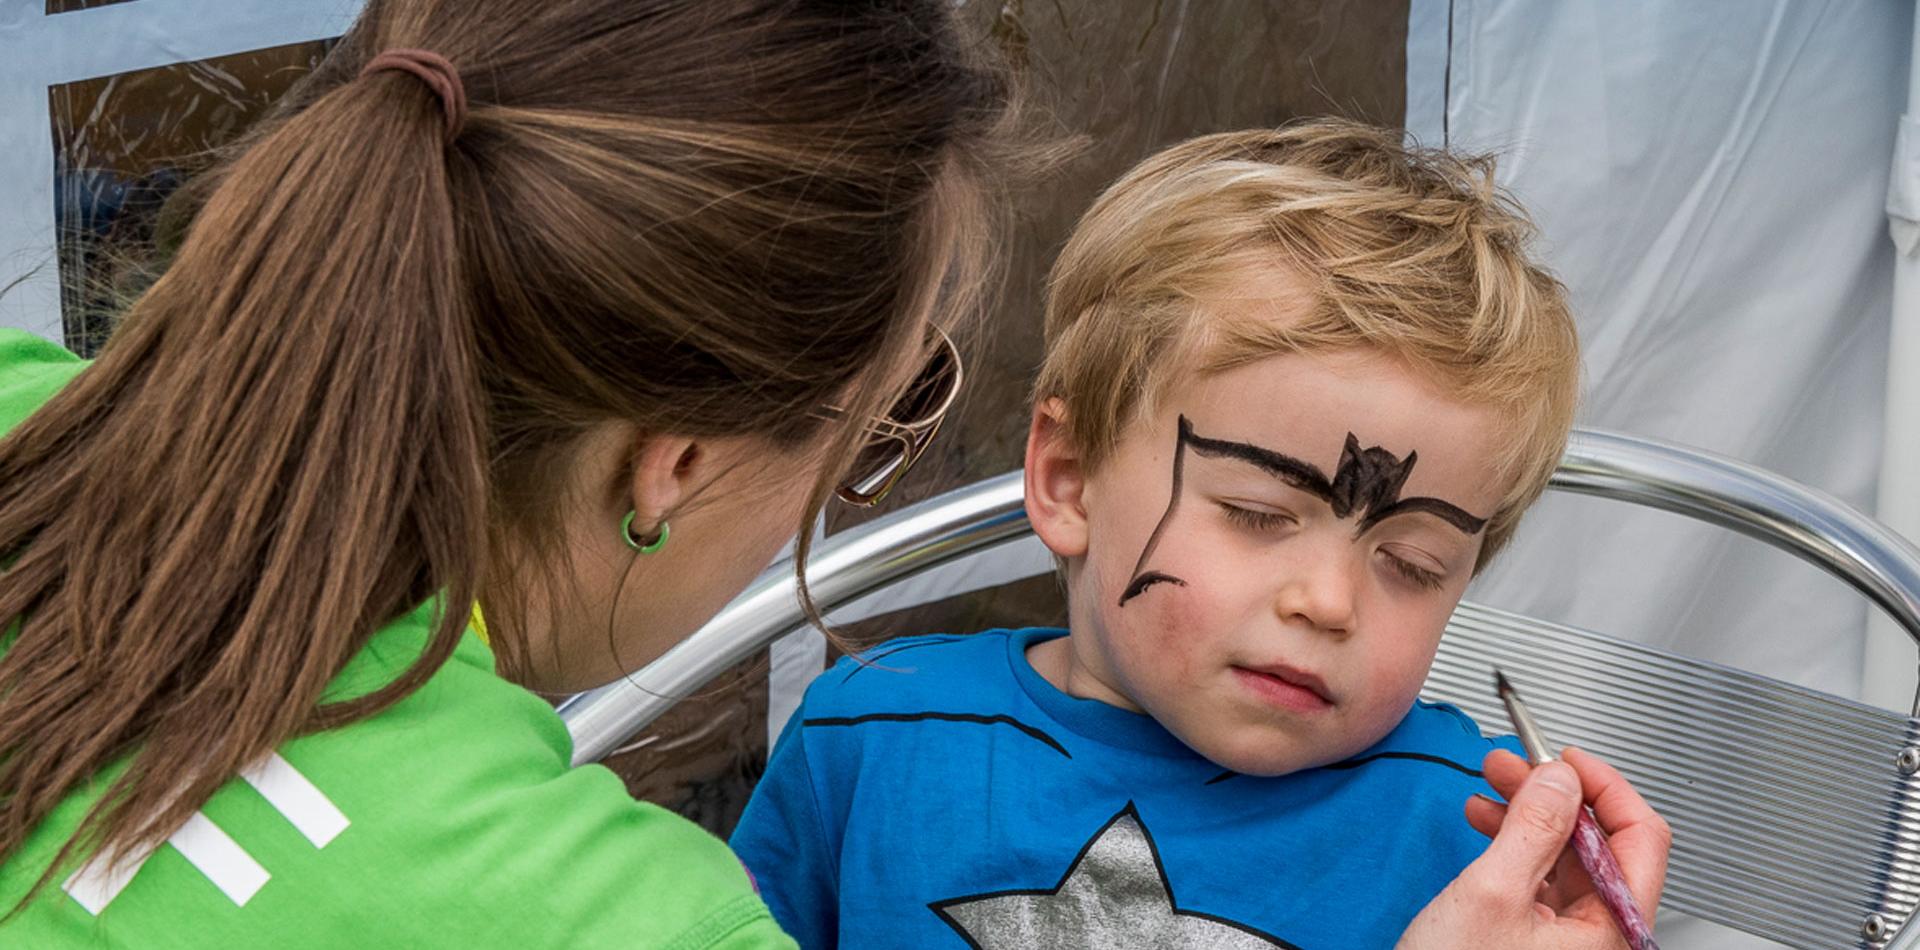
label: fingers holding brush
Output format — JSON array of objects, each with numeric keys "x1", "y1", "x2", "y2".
[
  {"x1": 1465, "y1": 790, "x2": 1506, "y2": 839},
  {"x1": 1563, "y1": 746, "x2": 1671, "y2": 916},
  {"x1": 1483, "y1": 748, "x2": 1534, "y2": 797},
  {"x1": 1463, "y1": 746, "x2": 1673, "y2": 939},
  {"x1": 1464, "y1": 747, "x2": 1533, "y2": 837}
]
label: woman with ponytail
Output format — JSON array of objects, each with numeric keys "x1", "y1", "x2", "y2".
[{"x1": 0, "y1": 0, "x2": 1011, "y2": 945}]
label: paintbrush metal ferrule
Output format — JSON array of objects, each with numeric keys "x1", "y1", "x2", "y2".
[{"x1": 1493, "y1": 669, "x2": 1555, "y2": 763}]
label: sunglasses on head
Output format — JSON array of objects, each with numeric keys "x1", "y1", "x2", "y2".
[{"x1": 823, "y1": 327, "x2": 964, "y2": 507}]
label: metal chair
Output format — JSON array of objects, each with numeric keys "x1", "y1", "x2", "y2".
[{"x1": 559, "y1": 429, "x2": 1920, "y2": 950}]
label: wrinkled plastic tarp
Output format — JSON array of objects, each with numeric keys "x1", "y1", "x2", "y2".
[
  {"x1": 48, "y1": 40, "x2": 333, "y2": 353},
  {"x1": 0, "y1": 2, "x2": 360, "y2": 340},
  {"x1": 1405, "y1": 2, "x2": 1908, "y2": 947},
  {"x1": 1407, "y1": 0, "x2": 1904, "y2": 710}
]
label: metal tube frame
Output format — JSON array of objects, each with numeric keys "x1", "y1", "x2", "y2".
[{"x1": 555, "y1": 428, "x2": 1920, "y2": 946}]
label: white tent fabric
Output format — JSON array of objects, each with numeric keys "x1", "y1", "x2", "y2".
[
  {"x1": 1870, "y1": 8, "x2": 1920, "y2": 715},
  {"x1": 1408, "y1": 1, "x2": 1911, "y2": 946},
  {"x1": 1407, "y1": 0, "x2": 1906, "y2": 706}
]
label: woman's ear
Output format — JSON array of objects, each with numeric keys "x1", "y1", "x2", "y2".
[
  {"x1": 1025, "y1": 398, "x2": 1089, "y2": 559},
  {"x1": 628, "y1": 434, "x2": 700, "y2": 536}
]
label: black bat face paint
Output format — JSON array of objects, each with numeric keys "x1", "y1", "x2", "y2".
[{"x1": 1117, "y1": 416, "x2": 1489, "y2": 607}]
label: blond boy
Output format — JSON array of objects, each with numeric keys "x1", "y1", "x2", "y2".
[{"x1": 733, "y1": 120, "x2": 1580, "y2": 949}]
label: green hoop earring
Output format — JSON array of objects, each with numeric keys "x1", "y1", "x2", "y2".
[{"x1": 621, "y1": 511, "x2": 670, "y2": 554}]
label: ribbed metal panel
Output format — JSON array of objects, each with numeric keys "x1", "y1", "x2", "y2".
[{"x1": 1429, "y1": 601, "x2": 1920, "y2": 949}]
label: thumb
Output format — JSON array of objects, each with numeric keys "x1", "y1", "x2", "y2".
[{"x1": 1464, "y1": 760, "x2": 1583, "y2": 898}]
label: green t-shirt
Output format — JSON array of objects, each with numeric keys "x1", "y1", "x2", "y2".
[{"x1": 0, "y1": 330, "x2": 797, "y2": 949}]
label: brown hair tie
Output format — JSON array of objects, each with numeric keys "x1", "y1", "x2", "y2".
[{"x1": 360, "y1": 49, "x2": 467, "y2": 145}]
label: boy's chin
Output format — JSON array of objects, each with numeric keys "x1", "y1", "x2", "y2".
[{"x1": 1183, "y1": 726, "x2": 1375, "y2": 778}]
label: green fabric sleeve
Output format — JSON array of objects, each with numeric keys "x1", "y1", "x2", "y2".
[
  {"x1": 0, "y1": 333, "x2": 801, "y2": 947},
  {"x1": 0, "y1": 329, "x2": 86, "y2": 435}
]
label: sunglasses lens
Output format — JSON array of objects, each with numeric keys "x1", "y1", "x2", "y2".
[
  {"x1": 843, "y1": 436, "x2": 909, "y2": 501},
  {"x1": 887, "y1": 338, "x2": 960, "y2": 427},
  {"x1": 834, "y1": 332, "x2": 962, "y2": 505}
]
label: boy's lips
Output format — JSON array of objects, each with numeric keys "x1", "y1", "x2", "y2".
[{"x1": 1230, "y1": 663, "x2": 1334, "y2": 713}]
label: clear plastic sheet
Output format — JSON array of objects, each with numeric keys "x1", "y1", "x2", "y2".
[
  {"x1": 1406, "y1": 0, "x2": 1905, "y2": 707},
  {"x1": 49, "y1": 39, "x2": 333, "y2": 353},
  {"x1": 600, "y1": 655, "x2": 774, "y2": 838},
  {"x1": 617, "y1": 0, "x2": 1410, "y2": 837},
  {"x1": 780, "y1": 0, "x2": 1409, "y2": 829}
]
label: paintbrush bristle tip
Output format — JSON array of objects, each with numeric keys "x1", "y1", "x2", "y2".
[{"x1": 1493, "y1": 669, "x2": 1512, "y2": 695}]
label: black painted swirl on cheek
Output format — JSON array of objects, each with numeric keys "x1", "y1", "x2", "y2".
[
  {"x1": 1118, "y1": 418, "x2": 1196, "y2": 607},
  {"x1": 1118, "y1": 571, "x2": 1185, "y2": 606}
]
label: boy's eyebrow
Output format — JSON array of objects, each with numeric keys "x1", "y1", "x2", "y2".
[
  {"x1": 1180, "y1": 416, "x2": 1489, "y2": 535},
  {"x1": 1182, "y1": 420, "x2": 1332, "y2": 492}
]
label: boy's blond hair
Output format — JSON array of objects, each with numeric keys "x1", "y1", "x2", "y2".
[{"x1": 1035, "y1": 120, "x2": 1579, "y2": 567}]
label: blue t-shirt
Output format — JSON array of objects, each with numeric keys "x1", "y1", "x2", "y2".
[{"x1": 731, "y1": 628, "x2": 1523, "y2": 950}]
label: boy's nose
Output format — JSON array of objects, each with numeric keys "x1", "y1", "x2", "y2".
[{"x1": 1271, "y1": 558, "x2": 1357, "y2": 636}]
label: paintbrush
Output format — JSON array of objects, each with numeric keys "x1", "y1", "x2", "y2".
[{"x1": 1494, "y1": 670, "x2": 1660, "y2": 950}]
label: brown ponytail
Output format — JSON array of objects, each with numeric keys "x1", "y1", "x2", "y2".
[{"x1": 0, "y1": 0, "x2": 1019, "y2": 904}]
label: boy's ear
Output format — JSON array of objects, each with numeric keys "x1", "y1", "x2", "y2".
[{"x1": 1024, "y1": 397, "x2": 1089, "y2": 559}]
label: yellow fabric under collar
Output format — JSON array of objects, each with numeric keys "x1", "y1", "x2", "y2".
[{"x1": 469, "y1": 602, "x2": 490, "y2": 649}]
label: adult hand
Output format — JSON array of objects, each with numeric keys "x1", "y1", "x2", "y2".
[{"x1": 1396, "y1": 747, "x2": 1672, "y2": 949}]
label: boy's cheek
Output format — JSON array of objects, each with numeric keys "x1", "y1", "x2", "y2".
[
  {"x1": 1102, "y1": 578, "x2": 1209, "y2": 683},
  {"x1": 1140, "y1": 575, "x2": 1200, "y2": 639},
  {"x1": 1364, "y1": 635, "x2": 1447, "y2": 718}
]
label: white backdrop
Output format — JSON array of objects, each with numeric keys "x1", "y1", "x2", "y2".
[
  {"x1": 1408, "y1": 1, "x2": 1911, "y2": 946},
  {"x1": 1408, "y1": 0, "x2": 1907, "y2": 704}
]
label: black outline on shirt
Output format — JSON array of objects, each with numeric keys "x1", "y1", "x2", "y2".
[
  {"x1": 802, "y1": 711, "x2": 1072, "y2": 759},
  {"x1": 1203, "y1": 750, "x2": 1484, "y2": 786}
]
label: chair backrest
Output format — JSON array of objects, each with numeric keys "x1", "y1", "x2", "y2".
[
  {"x1": 558, "y1": 429, "x2": 1920, "y2": 950},
  {"x1": 1430, "y1": 602, "x2": 1920, "y2": 949}
]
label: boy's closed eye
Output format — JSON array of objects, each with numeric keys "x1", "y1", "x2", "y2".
[
  {"x1": 1216, "y1": 497, "x2": 1454, "y2": 592},
  {"x1": 1216, "y1": 499, "x2": 1297, "y2": 532},
  {"x1": 1376, "y1": 543, "x2": 1448, "y2": 591}
]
